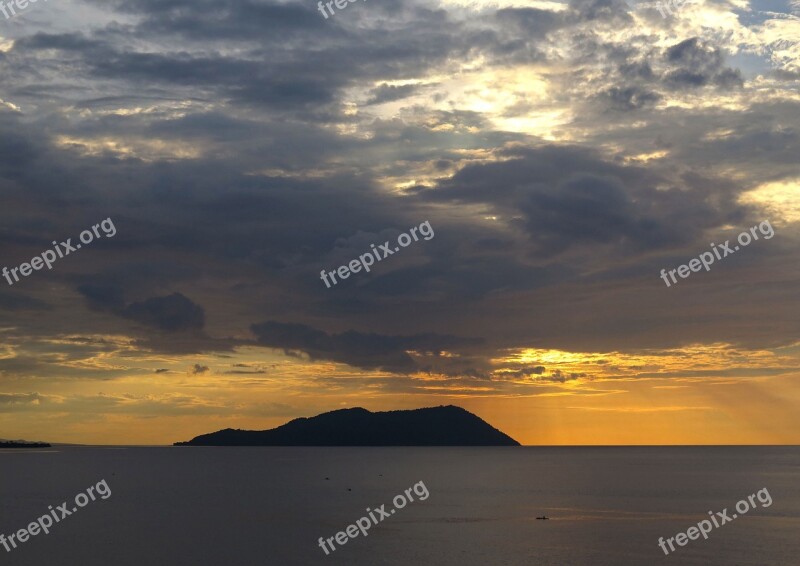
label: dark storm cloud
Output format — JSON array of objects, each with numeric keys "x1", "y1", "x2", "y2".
[
  {"x1": 0, "y1": 112, "x2": 43, "y2": 180},
  {"x1": 518, "y1": 174, "x2": 669, "y2": 251},
  {"x1": 0, "y1": 292, "x2": 50, "y2": 312},
  {"x1": 683, "y1": 104, "x2": 800, "y2": 174},
  {"x1": 420, "y1": 145, "x2": 749, "y2": 256},
  {"x1": 124, "y1": 293, "x2": 205, "y2": 332},
  {"x1": 95, "y1": 0, "x2": 329, "y2": 41},
  {"x1": 365, "y1": 84, "x2": 420, "y2": 105},
  {"x1": 6, "y1": 0, "x2": 570, "y2": 119},
  {"x1": 618, "y1": 61, "x2": 656, "y2": 82},
  {"x1": 496, "y1": 7, "x2": 564, "y2": 36},
  {"x1": 78, "y1": 284, "x2": 126, "y2": 312},
  {"x1": 664, "y1": 38, "x2": 744, "y2": 89},
  {"x1": 78, "y1": 286, "x2": 205, "y2": 332},
  {"x1": 558, "y1": 24, "x2": 744, "y2": 115},
  {"x1": 482, "y1": 7, "x2": 566, "y2": 64},
  {"x1": 16, "y1": 32, "x2": 101, "y2": 51},
  {"x1": 251, "y1": 321, "x2": 482, "y2": 372},
  {"x1": 0, "y1": 0, "x2": 797, "y2": 379},
  {"x1": 600, "y1": 86, "x2": 661, "y2": 111}
]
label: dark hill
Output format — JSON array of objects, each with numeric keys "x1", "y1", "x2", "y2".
[{"x1": 174, "y1": 405, "x2": 520, "y2": 446}]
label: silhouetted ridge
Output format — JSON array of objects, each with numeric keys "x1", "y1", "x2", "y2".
[{"x1": 174, "y1": 405, "x2": 520, "y2": 446}]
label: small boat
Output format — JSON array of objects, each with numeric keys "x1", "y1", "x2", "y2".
[{"x1": 536, "y1": 516, "x2": 549, "y2": 520}]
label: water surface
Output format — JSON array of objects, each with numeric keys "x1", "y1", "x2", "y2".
[{"x1": 1, "y1": 446, "x2": 797, "y2": 565}]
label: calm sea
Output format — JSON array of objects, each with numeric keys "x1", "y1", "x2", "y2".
[{"x1": 0, "y1": 446, "x2": 798, "y2": 565}]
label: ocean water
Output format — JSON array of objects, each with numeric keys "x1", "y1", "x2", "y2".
[{"x1": 0, "y1": 446, "x2": 798, "y2": 565}]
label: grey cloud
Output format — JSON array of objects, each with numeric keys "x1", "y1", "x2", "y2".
[
  {"x1": 251, "y1": 321, "x2": 482, "y2": 373},
  {"x1": 664, "y1": 38, "x2": 743, "y2": 90},
  {"x1": 500, "y1": 365, "x2": 547, "y2": 378},
  {"x1": 124, "y1": 294, "x2": 205, "y2": 332},
  {"x1": 0, "y1": 392, "x2": 43, "y2": 404},
  {"x1": 0, "y1": 0, "x2": 796, "y2": 382},
  {"x1": 78, "y1": 286, "x2": 205, "y2": 332},
  {"x1": 569, "y1": 0, "x2": 634, "y2": 22},
  {"x1": 421, "y1": 146, "x2": 748, "y2": 256},
  {"x1": 601, "y1": 86, "x2": 661, "y2": 111},
  {"x1": 366, "y1": 83, "x2": 419, "y2": 105},
  {"x1": 0, "y1": 393, "x2": 45, "y2": 411},
  {"x1": 0, "y1": 292, "x2": 51, "y2": 312}
]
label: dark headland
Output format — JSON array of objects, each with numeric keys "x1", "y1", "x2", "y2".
[
  {"x1": 0, "y1": 440, "x2": 51, "y2": 448},
  {"x1": 174, "y1": 405, "x2": 520, "y2": 446}
]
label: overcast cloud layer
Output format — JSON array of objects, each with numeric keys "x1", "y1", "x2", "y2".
[{"x1": 1, "y1": 0, "x2": 799, "y2": 444}]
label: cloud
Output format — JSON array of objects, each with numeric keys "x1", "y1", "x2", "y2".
[
  {"x1": 421, "y1": 145, "x2": 750, "y2": 257},
  {"x1": 78, "y1": 284, "x2": 126, "y2": 312},
  {"x1": 601, "y1": 86, "x2": 661, "y2": 111},
  {"x1": 250, "y1": 321, "x2": 482, "y2": 373},
  {"x1": 365, "y1": 83, "x2": 420, "y2": 105},
  {"x1": 224, "y1": 363, "x2": 273, "y2": 375},
  {"x1": 78, "y1": 286, "x2": 205, "y2": 332},
  {"x1": 0, "y1": 292, "x2": 51, "y2": 312},
  {"x1": 664, "y1": 38, "x2": 744, "y2": 89},
  {"x1": 0, "y1": 392, "x2": 44, "y2": 410},
  {"x1": 0, "y1": 0, "x2": 798, "y2": 413},
  {"x1": 543, "y1": 369, "x2": 586, "y2": 383},
  {"x1": 124, "y1": 293, "x2": 205, "y2": 332}
]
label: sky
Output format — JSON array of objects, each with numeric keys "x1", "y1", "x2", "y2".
[{"x1": 0, "y1": 0, "x2": 799, "y2": 445}]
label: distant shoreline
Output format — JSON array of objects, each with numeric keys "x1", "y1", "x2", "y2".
[{"x1": 0, "y1": 441, "x2": 52, "y2": 448}]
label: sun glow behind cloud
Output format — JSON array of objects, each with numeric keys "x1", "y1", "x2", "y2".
[{"x1": 740, "y1": 178, "x2": 800, "y2": 223}]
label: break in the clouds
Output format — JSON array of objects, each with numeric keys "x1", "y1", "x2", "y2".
[{"x1": 0, "y1": 0, "x2": 799, "y2": 443}]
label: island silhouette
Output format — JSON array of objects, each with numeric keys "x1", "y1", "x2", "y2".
[{"x1": 175, "y1": 405, "x2": 520, "y2": 446}]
